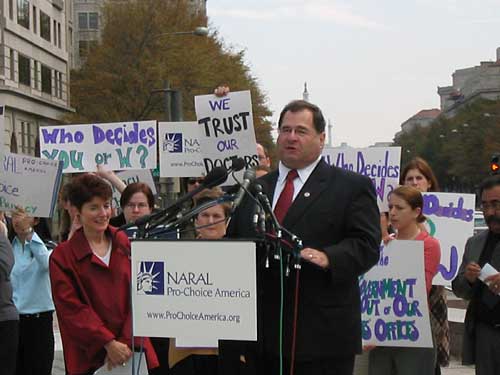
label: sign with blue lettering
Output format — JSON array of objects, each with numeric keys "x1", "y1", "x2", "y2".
[
  {"x1": 39, "y1": 121, "x2": 157, "y2": 173},
  {"x1": 195, "y1": 91, "x2": 258, "y2": 182},
  {"x1": 158, "y1": 121, "x2": 205, "y2": 177},
  {"x1": 0, "y1": 153, "x2": 62, "y2": 217},
  {"x1": 360, "y1": 240, "x2": 433, "y2": 348},
  {"x1": 422, "y1": 192, "x2": 475, "y2": 285},
  {"x1": 322, "y1": 147, "x2": 401, "y2": 211},
  {"x1": 131, "y1": 240, "x2": 257, "y2": 347}
]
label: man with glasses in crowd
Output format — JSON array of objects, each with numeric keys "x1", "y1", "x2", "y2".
[{"x1": 453, "y1": 174, "x2": 500, "y2": 375}]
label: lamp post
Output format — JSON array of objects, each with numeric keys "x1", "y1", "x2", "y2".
[{"x1": 150, "y1": 26, "x2": 208, "y2": 206}]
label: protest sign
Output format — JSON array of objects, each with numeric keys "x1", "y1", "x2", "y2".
[
  {"x1": 0, "y1": 153, "x2": 63, "y2": 217},
  {"x1": 360, "y1": 240, "x2": 433, "y2": 348},
  {"x1": 109, "y1": 169, "x2": 157, "y2": 209},
  {"x1": 195, "y1": 91, "x2": 258, "y2": 179},
  {"x1": 322, "y1": 147, "x2": 401, "y2": 211},
  {"x1": 158, "y1": 121, "x2": 205, "y2": 177},
  {"x1": 422, "y1": 192, "x2": 475, "y2": 285},
  {"x1": 39, "y1": 121, "x2": 157, "y2": 173}
]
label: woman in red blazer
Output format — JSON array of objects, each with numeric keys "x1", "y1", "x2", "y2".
[{"x1": 49, "y1": 174, "x2": 158, "y2": 375}]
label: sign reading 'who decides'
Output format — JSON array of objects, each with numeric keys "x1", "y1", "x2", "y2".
[{"x1": 39, "y1": 121, "x2": 157, "y2": 173}]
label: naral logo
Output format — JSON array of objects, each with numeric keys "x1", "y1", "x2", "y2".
[
  {"x1": 137, "y1": 261, "x2": 164, "y2": 295},
  {"x1": 164, "y1": 133, "x2": 183, "y2": 153}
]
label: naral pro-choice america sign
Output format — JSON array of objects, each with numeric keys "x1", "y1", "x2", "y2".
[{"x1": 132, "y1": 240, "x2": 257, "y2": 347}]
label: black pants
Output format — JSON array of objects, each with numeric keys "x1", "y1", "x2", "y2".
[
  {"x1": 264, "y1": 356, "x2": 355, "y2": 375},
  {"x1": 0, "y1": 320, "x2": 19, "y2": 375},
  {"x1": 149, "y1": 337, "x2": 170, "y2": 375},
  {"x1": 16, "y1": 311, "x2": 54, "y2": 375}
]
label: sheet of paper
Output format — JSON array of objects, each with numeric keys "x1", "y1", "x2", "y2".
[
  {"x1": 94, "y1": 352, "x2": 147, "y2": 375},
  {"x1": 479, "y1": 263, "x2": 498, "y2": 282}
]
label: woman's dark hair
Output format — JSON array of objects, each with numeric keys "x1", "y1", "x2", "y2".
[
  {"x1": 120, "y1": 183, "x2": 154, "y2": 209},
  {"x1": 391, "y1": 185, "x2": 426, "y2": 223},
  {"x1": 67, "y1": 174, "x2": 112, "y2": 210},
  {"x1": 400, "y1": 157, "x2": 440, "y2": 192}
]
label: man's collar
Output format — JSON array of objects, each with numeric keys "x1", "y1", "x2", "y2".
[{"x1": 277, "y1": 156, "x2": 322, "y2": 183}]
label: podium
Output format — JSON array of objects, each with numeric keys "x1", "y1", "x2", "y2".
[{"x1": 131, "y1": 240, "x2": 257, "y2": 348}]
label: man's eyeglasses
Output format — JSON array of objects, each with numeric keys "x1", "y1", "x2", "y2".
[
  {"x1": 187, "y1": 178, "x2": 204, "y2": 185},
  {"x1": 125, "y1": 202, "x2": 149, "y2": 210},
  {"x1": 480, "y1": 200, "x2": 500, "y2": 211}
]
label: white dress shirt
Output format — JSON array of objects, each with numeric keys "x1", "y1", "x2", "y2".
[{"x1": 272, "y1": 156, "x2": 322, "y2": 210}]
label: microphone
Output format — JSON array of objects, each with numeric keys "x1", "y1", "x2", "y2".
[
  {"x1": 255, "y1": 181, "x2": 281, "y2": 232},
  {"x1": 229, "y1": 157, "x2": 246, "y2": 173},
  {"x1": 119, "y1": 166, "x2": 228, "y2": 232},
  {"x1": 231, "y1": 168, "x2": 256, "y2": 213}
]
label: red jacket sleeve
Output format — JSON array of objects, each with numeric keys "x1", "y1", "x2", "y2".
[{"x1": 423, "y1": 235, "x2": 441, "y2": 295}]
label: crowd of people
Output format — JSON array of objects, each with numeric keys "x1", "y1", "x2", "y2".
[{"x1": 0, "y1": 92, "x2": 499, "y2": 375}]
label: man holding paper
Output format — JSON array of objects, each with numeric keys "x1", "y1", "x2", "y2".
[{"x1": 452, "y1": 174, "x2": 500, "y2": 375}]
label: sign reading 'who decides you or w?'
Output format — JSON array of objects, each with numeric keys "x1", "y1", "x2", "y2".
[{"x1": 39, "y1": 121, "x2": 157, "y2": 173}]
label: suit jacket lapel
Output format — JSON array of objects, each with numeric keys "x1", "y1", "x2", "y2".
[
  {"x1": 471, "y1": 230, "x2": 489, "y2": 263},
  {"x1": 283, "y1": 160, "x2": 330, "y2": 228}
]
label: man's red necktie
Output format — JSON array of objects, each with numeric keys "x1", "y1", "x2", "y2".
[{"x1": 274, "y1": 169, "x2": 298, "y2": 224}]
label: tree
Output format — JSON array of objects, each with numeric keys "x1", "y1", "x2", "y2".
[
  {"x1": 68, "y1": 0, "x2": 274, "y2": 148},
  {"x1": 394, "y1": 98, "x2": 500, "y2": 193}
]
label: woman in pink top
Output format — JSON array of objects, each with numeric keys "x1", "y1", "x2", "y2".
[{"x1": 369, "y1": 185, "x2": 441, "y2": 375}]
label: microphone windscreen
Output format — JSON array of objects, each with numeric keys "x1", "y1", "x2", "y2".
[
  {"x1": 231, "y1": 157, "x2": 246, "y2": 172},
  {"x1": 203, "y1": 167, "x2": 228, "y2": 188}
]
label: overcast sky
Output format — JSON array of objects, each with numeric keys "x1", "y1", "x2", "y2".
[{"x1": 208, "y1": 0, "x2": 500, "y2": 147}]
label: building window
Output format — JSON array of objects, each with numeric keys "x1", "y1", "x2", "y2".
[
  {"x1": 10, "y1": 49, "x2": 15, "y2": 81},
  {"x1": 20, "y1": 121, "x2": 37, "y2": 155},
  {"x1": 57, "y1": 23, "x2": 62, "y2": 48},
  {"x1": 32, "y1": 6, "x2": 37, "y2": 33},
  {"x1": 17, "y1": 0, "x2": 30, "y2": 29},
  {"x1": 54, "y1": 71, "x2": 64, "y2": 99},
  {"x1": 18, "y1": 54, "x2": 30, "y2": 86},
  {"x1": 89, "y1": 13, "x2": 98, "y2": 29},
  {"x1": 79, "y1": 40, "x2": 97, "y2": 57},
  {"x1": 41, "y1": 65, "x2": 51, "y2": 94},
  {"x1": 40, "y1": 11, "x2": 50, "y2": 41},
  {"x1": 9, "y1": 0, "x2": 14, "y2": 20},
  {"x1": 34, "y1": 61, "x2": 39, "y2": 90},
  {"x1": 53, "y1": 20, "x2": 57, "y2": 45},
  {"x1": 78, "y1": 12, "x2": 98, "y2": 30}
]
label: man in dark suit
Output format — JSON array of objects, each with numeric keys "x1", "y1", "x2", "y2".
[
  {"x1": 452, "y1": 174, "x2": 500, "y2": 375},
  {"x1": 232, "y1": 100, "x2": 381, "y2": 375}
]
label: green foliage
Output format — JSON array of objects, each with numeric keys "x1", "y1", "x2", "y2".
[
  {"x1": 394, "y1": 98, "x2": 500, "y2": 192},
  {"x1": 68, "y1": 0, "x2": 274, "y2": 147}
]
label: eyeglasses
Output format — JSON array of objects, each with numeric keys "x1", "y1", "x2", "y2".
[
  {"x1": 480, "y1": 200, "x2": 500, "y2": 211},
  {"x1": 187, "y1": 178, "x2": 204, "y2": 185},
  {"x1": 125, "y1": 202, "x2": 150, "y2": 210}
]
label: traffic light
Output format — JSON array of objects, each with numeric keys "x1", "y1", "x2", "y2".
[{"x1": 491, "y1": 154, "x2": 500, "y2": 174}]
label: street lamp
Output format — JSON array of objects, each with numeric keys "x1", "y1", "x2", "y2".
[
  {"x1": 151, "y1": 26, "x2": 208, "y2": 122},
  {"x1": 153, "y1": 26, "x2": 209, "y2": 39},
  {"x1": 149, "y1": 26, "x2": 208, "y2": 205}
]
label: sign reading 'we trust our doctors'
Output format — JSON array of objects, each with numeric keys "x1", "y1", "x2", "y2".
[
  {"x1": 132, "y1": 241, "x2": 257, "y2": 347},
  {"x1": 195, "y1": 91, "x2": 259, "y2": 177},
  {"x1": 39, "y1": 121, "x2": 157, "y2": 173}
]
